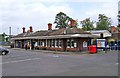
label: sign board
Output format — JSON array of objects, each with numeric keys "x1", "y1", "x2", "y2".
[
  {"x1": 83, "y1": 41, "x2": 87, "y2": 47},
  {"x1": 97, "y1": 39, "x2": 106, "y2": 47}
]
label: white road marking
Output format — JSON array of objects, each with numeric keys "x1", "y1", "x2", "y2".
[{"x1": 0, "y1": 58, "x2": 41, "y2": 65}]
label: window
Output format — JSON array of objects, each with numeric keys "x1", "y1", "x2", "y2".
[
  {"x1": 46, "y1": 39, "x2": 47, "y2": 47},
  {"x1": 55, "y1": 39, "x2": 59, "y2": 48},
  {"x1": 59, "y1": 39, "x2": 62, "y2": 48},
  {"x1": 83, "y1": 41, "x2": 87, "y2": 47},
  {"x1": 67, "y1": 39, "x2": 77, "y2": 48},
  {"x1": 34, "y1": 42, "x2": 38, "y2": 47},
  {"x1": 74, "y1": 43, "x2": 77, "y2": 48},
  {"x1": 71, "y1": 39, "x2": 74, "y2": 48},
  {"x1": 42, "y1": 42, "x2": 44, "y2": 46},
  {"x1": 48, "y1": 40, "x2": 50, "y2": 47},
  {"x1": 56, "y1": 39, "x2": 59, "y2": 47},
  {"x1": 38, "y1": 41, "x2": 40, "y2": 46},
  {"x1": 39, "y1": 41, "x2": 43, "y2": 46},
  {"x1": 52, "y1": 39, "x2": 54, "y2": 47},
  {"x1": 40, "y1": 41, "x2": 42, "y2": 46},
  {"x1": 67, "y1": 39, "x2": 70, "y2": 48}
]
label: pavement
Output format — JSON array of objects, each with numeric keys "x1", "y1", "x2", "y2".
[{"x1": 2, "y1": 46, "x2": 113, "y2": 55}]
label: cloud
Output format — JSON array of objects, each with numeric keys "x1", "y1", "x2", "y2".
[
  {"x1": 4, "y1": 0, "x2": 118, "y2": 2},
  {"x1": 84, "y1": 2, "x2": 118, "y2": 26},
  {"x1": 0, "y1": 0, "x2": 119, "y2": 35},
  {"x1": 0, "y1": 0, "x2": 72, "y2": 35}
]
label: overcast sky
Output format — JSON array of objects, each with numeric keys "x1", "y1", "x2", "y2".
[{"x1": 0, "y1": 0, "x2": 119, "y2": 35}]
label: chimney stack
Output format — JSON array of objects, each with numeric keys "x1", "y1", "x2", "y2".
[
  {"x1": 70, "y1": 20, "x2": 75, "y2": 27},
  {"x1": 48, "y1": 23, "x2": 52, "y2": 30},
  {"x1": 29, "y1": 26, "x2": 33, "y2": 32},
  {"x1": 22, "y1": 27, "x2": 26, "y2": 33}
]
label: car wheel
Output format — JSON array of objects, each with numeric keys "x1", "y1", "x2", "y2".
[{"x1": 2, "y1": 51, "x2": 6, "y2": 55}]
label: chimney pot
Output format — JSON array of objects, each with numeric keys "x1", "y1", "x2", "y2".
[
  {"x1": 22, "y1": 27, "x2": 26, "y2": 33},
  {"x1": 48, "y1": 23, "x2": 52, "y2": 30},
  {"x1": 70, "y1": 20, "x2": 75, "y2": 27},
  {"x1": 29, "y1": 26, "x2": 33, "y2": 32}
]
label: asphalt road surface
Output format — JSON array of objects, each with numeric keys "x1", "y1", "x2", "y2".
[{"x1": 2, "y1": 49, "x2": 118, "y2": 76}]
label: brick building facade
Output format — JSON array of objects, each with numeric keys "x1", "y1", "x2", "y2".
[{"x1": 12, "y1": 21, "x2": 98, "y2": 52}]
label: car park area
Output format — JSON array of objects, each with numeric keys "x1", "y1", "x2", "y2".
[{"x1": 1, "y1": 49, "x2": 118, "y2": 76}]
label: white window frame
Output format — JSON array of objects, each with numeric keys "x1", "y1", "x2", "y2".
[
  {"x1": 48, "y1": 40, "x2": 50, "y2": 47},
  {"x1": 52, "y1": 39, "x2": 54, "y2": 47},
  {"x1": 71, "y1": 39, "x2": 74, "y2": 48},
  {"x1": 59, "y1": 39, "x2": 62, "y2": 48},
  {"x1": 67, "y1": 39, "x2": 70, "y2": 48},
  {"x1": 55, "y1": 39, "x2": 57, "y2": 48},
  {"x1": 74, "y1": 42, "x2": 77, "y2": 48},
  {"x1": 42, "y1": 41, "x2": 44, "y2": 47},
  {"x1": 34, "y1": 42, "x2": 38, "y2": 47}
]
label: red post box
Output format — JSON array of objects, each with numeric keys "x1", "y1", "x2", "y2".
[{"x1": 88, "y1": 45, "x2": 97, "y2": 53}]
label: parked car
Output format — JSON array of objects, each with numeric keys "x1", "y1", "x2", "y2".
[{"x1": 0, "y1": 47, "x2": 9, "y2": 55}]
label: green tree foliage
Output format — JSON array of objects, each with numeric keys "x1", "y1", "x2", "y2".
[
  {"x1": 54, "y1": 12, "x2": 78, "y2": 28},
  {"x1": 96, "y1": 14, "x2": 111, "y2": 30},
  {"x1": 80, "y1": 18, "x2": 94, "y2": 31},
  {"x1": 0, "y1": 33, "x2": 5, "y2": 42}
]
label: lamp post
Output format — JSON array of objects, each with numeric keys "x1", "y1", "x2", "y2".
[
  {"x1": 1, "y1": 34, "x2": 4, "y2": 46},
  {"x1": 9, "y1": 26, "x2": 11, "y2": 45}
]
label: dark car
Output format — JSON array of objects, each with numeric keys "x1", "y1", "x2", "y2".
[{"x1": 0, "y1": 47, "x2": 9, "y2": 55}]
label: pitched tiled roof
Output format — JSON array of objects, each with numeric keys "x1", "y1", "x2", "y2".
[
  {"x1": 26, "y1": 30, "x2": 57, "y2": 37},
  {"x1": 12, "y1": 28, "x2": 93, "y2": 40},
  {"x1": 50, "y1": 28, "x2": 90, "y2": 35},
  {"x1": 26, "y1": 28, "x2": 91, "y2": 37},
  {"x1": 12, "y1": 33, "x2": 25, "y2": 38},
  {"x1": 12, "y1": 32, "x2": 33, "y2": 38}
]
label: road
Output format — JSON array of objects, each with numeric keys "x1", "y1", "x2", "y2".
[{"x1": 2, "y1": 49, "x2": 118, "y2": 76}]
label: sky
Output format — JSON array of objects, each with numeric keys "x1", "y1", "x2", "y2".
[{"x1": 0, "y1": 0, "x2": 119, "y2": 35}]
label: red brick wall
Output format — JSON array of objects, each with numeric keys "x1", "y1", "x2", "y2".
[
  {"x1": 66, "y1": 48, "x2": 79, "y2": 52},
  {"x1": 45, "y1": 38, "x2": 89, "y2": 52},
  {"x1": 48, "y1": 47, "x2": 63, "y2": 51},
  {"x1": 15, "y1": 38, "x2": 89, "y2": 52},
  {"x1": 77, "y1": 38, "x2": 88, "y2": 51},
  {"x1": 38, "y1": 46, "x2": 46, "y2": 50}
]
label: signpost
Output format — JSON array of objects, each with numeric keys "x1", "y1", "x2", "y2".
[{"x1": 96, "y1": 39, "x2": 106, "y2": 48}]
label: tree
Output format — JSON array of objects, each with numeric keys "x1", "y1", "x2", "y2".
[
  {"x1": 54, "y1": 12, "x2": 71, "y2": 28},
  {"x1": 54, "y1": 12, "x2": 78, "y2": 28},
  {"x1": 80, "y1": 18, "x2": 94, "y2": 31},
  {"x1": 96, "y1": 14, "x2": 111, "y2": 30}
]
